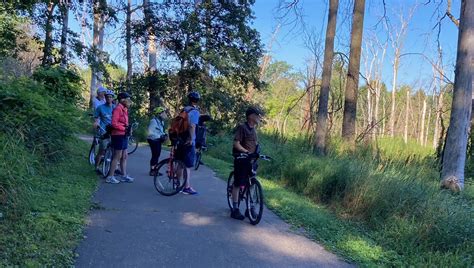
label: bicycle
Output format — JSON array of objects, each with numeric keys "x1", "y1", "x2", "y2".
[
  {"x1": 153, "y1": 139, "x2": 188, "y2": 196},
  {"x1": 100, "y1": 138, "x2": 113, "y2": 177},
  {"x1": 88, "y1": 126, "x2": 107, "y2": 166},
  {"x1": 227, "y1": 152, "x2": 271, "y2": 225},
  {"x1": 194, "y1": 145, "x2": 208, "y2": 170},
  {"x1": 127, "y1": 121, "x2": 139, "y2": 155}
]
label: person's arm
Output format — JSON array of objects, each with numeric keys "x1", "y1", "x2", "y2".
[
  {"x1": 186, "y1": 110, "x2": 198, "y2": 145},
  {"x1": 233, "y1": 140, "x2": 249, "y2": 154},
  {"x1": 93, "y1": 107, "x2": 100, "y2": 128},
  {"x1": 111, "y1": 107, "x2": 126, "y2": 131}
]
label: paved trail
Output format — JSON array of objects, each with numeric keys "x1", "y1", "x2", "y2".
[{"x1": 75, "y1": 142, "x2": 352, "y2": 267}]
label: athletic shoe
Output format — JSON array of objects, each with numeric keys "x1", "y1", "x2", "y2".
[
  {"x1": 105, "y1": 176, "x2": 120, "y2": 184},
  {"x1": 120, "y1": 175, "x2": 134, "y2": 183},
  {"x1": 231, "y1": 209, "x2": 245, "y2": 220},
  {"x1": 182, "y1": 187, "x2": 198, "y2": 195}
]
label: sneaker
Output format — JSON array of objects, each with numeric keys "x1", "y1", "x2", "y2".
[
  {"x1": 182, "y1": 187, "x2": 198, "y2": 195},
  {"x1": 149, "y1": 169, "x2": 156, "y2": 176},
  {"x1": 105, "y1": 176, "x2": 120, "y2": 184},
  {"x1": 230, "y1": 209, "x2": 245, "y2": 220},
  {"x1": 120, "y1": 175, "x2": 134, "y2": 183}
]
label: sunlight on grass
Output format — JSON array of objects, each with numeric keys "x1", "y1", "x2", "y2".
[{"x1": 339, "y1": 236, "x2": 384, "y2": 262}]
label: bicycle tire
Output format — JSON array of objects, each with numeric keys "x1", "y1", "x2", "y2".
[
  {"x1": 227, "y1": 172, "x2": 234, "y2": 210},
  {"x1": 153, "y1": 158, "x2": 188, "y2": 196},
  {"x1": 127, "y1": 136, "x2": 138, "y2": 155},
  {"x1": 246, "y1": 178, "x2": 264, "y2": 225},
  {"x1": 88, "y1": 138, "x2": 98, "y2": 165},
  {"x1": 101, "y1": 147, "x2": 113, "y2": 177},
  {"x1": 194, "y1": 151, "x2": 202, "y2": 170}
]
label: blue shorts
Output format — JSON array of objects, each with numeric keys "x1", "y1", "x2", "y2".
[
  {"x1": 175, "y1": 145, "x2": 195, "y2": 168},
  {"x1": 111, "y1": 135, "x2": 128, "y2": 150}
]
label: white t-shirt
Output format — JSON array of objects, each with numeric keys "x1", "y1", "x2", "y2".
[{"x1": 93, "y1": 97, "x2": 106, "y2": 110}]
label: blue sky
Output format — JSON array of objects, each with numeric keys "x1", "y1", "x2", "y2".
[
  {"x1": 72, "y1": 0, "x2": 461, "y2": 92},
  {"x1": 251, "y1": 0, "x2": 460, "y2": 91}
]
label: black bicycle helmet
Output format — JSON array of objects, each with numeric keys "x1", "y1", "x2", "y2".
[
  {"x1": 245, "y1": 107, "x2": 262, "y2": 117},
  {"x1": 187, "y1": 91, "x2": 201, "y2": 103},
  {"x1": 118, "y1": 92, "x2": 131, "y2": 101}
]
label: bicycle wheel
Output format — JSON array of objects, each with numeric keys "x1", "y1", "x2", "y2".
[
  {"x1": 88, "y1": 137, "x2": 98, "y2": 165},
  {"x1": 153, "y1": 158, "x2": 188, "y2": 196},
  {"x1": 101, "y1": 147, "x2": 113, "y2": 177},
  {"x1": 127, "y1": 136, "x2": 138, "y2": 155},
  {"x1": 194, "y1": 151, "x2": 202, "y2": 170},
  {"x1": 227, "y1": 172, "x2": 234, "y2": 210},
  {"x1": 246, "y1": 178, "x2": 264, "y2": 225}
]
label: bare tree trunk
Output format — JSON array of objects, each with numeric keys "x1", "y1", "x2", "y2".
[
  {"x1": 419, "y1": 97, "x2": 427, "y2": 144},
  {"x1": 433, "y1": 58, "x2": 445, "y2": 149},
  {"x1": 342, "y1": 0, "x2": 365, "y2": 141},
  {"x1": 441, "y1": 0, "x2": 473, "y2": 191},
  {"x1": 90, "y1": 0, "x2": 106, "y2": 108},
  {"x1": 389, "y1": 53, "x2": 399, "y2": 137},
  {"x1": 425, "y1": 104, "x2": 432, "y2": 146},
  {"x1": 59, "y1": 0, "x2": 69, "y2": 68},
  {"x1": 42, "y1": 1, "x2": 56, "y2": 66},
  {"x1": 382, "y1": 94, "x2": 386, "y2": 136},
  {"x1": 404, "y1": 88, "x2": 410, "y2": 143},
  {"x1": 126, "y1": 0, "x2": 133, "y2": 90},
  {"x1": 314, "y1": 0, "x2": 339, "y2": 155}
]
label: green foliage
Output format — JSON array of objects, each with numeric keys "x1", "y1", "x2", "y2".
[
  {"x1": 0, "y1": 77, "x2": 81, "y2": 161},
  {"x1": 204, "y1": 132, "x2": 473, "y2": 266},
  {"x1": 33, "y1": 66, "x2": 84, "y2": 105},
  {"x1": 0, "y1": 8, "x2": 24, "y2": 57}
]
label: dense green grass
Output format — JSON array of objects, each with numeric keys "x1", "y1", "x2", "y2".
[
  {"x1": 0, "y1": 138, "x2": 97, "y2": 266},
  {"x1": 204, "y1": 132, "x2": 473, "y2": 267}
]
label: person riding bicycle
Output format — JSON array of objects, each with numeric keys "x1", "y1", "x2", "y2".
[
  {"x1": 105, "y1": 92, "x2": 134, "y2": 184},
  {"x1": 173, "y1": 91, "x2": 201, "y2": 195},
  {"x1": 147, "y1": 106, "x2": 168, "y2": 176},
  {"x1": 93, "y1": 89, "x2": 116, "y2": 172},
  {"x1": 93, "y1": 86, "x2": 107, "y2": 110},
  {"x1": 231, "y1": 106, "x2": 262, "y2": 220}
]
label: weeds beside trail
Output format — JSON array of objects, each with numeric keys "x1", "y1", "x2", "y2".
[
  {"x1": 0, "y1": 71, "x2": 98, "y2": 266},
  {"x1": 204, "y1": 133, "x2": 473, "y2": 267}
]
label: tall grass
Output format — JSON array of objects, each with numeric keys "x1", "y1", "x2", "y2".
[{"x1": 206, "y1": 131, "x2": 473, "y2": 266}]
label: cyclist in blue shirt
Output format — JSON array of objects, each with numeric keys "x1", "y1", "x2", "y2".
[{"x1": 93, "y1": 89, "x2": 115, "y2": 172}]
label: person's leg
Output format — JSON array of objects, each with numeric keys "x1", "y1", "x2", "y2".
[
  {"x1": 106, "y1": 149, "x2": 122, "y2": 183},
  {"x1": 94, "y1": 149, "x2": 105, "y2": 170},
  {"x1": 120, "y1": 150, "x2": 128, "y2": 175}
]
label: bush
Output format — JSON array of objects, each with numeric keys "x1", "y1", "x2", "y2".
[{"x1": 32, "y1": 66, "x2": 83, "y2": 106}]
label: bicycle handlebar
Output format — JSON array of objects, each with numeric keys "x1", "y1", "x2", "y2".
[{"x1": 234, "y1": 152, "x2": 272, "y2": 161}]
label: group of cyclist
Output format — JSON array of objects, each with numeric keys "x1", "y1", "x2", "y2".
[{"x1": 92, "y1": 86, "x2": 263, "y2": 220}]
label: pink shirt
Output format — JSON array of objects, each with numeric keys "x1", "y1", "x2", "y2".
[{"x1": 111, "y1": 103, "x2": 128, "y2": 136}]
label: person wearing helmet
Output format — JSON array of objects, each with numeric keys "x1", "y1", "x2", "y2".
[
  {"x1": 93, "y1": 89, "x2": 116, "y2": 172},
  {"x1": 105, "y1": 92, "x2": 134, "y2": 184},
  {"x1": 174, "y1": 91, "x2": 201, "y2": 195},
  {"x1": 147, "y1": 106, "x2": 168, "y2": 176},
  {"x1": 230, "y1": 106, "x2": 263, "y2": 220},
  {"x1": 93, "y1": 86, "x2": 107, "y2": 110}
]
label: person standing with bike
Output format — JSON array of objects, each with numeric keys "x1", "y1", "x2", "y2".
[
  {"x1": 105, "y1": 92, "x2": 134, "y2": 184},
  {"x1": 230, "y1": 107, "x2": 262, "y2": 220},
  {"x1": 93, "y1": 86, "x2": 107, "y2": 110},
  {"x1": 93, "y1": 89, "x2": 115, "y2": 173},
  {"x1": 174, "y1": 91, "x2": 201, "y2": 195},
  {"x1": 147, "y1": 106, "x2": 168, "y2": 176}
]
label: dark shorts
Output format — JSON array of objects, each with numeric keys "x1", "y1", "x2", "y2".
[
  {"x1": 175, "y1": 145, "x2": 195, "y2": 168},
  {"x1": 233, "y1": 158, "x2": 255, "y2": 187},
  {"x1": 111, "y1": 135, "x2": 128, "y2": 150}
]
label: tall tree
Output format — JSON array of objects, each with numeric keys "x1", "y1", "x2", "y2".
[
  {"x1": 125, "y1": 0, "x2": 132, "y2": 90},
  {"x1": 314, "y1": 0, "x2": 338, "y2": 155},
  {"x1": 441, "y1": 0, "x2": 473, "y2": 191},
  {"x1": 341, "y1": 0, "x2": 365, "y2": 141},
  {"x1": 89, "y1": 0, "x2": 106, "y2": 107},
  {"x1": 59, "y1": 0, "x2": 69, "y2": 67},
  {"x1": 41, "y1": 0, "x2": 56, "y2": 66}
]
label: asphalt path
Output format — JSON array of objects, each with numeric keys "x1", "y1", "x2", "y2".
[{"x1": 75, "y1": 141, "x2": 352, "y2": 268}]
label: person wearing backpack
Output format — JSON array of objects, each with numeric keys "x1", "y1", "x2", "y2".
[
  {"x1": 147, "y1": 106, "x2": 168, "y2": 176},
  {"x1": 169, "y1": 91, "x2": 201, "y2": 195},
  {"x1": 93, "y1": 89, "x2": 115, "y2": 173}
]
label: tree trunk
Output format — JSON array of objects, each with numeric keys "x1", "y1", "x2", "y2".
[
  {"x1": 90, "y1": 0, "x2": 106, "y2": 108},
  {"x1": 441, "y1": 0, "x2": 473, "y2": 191},
  {"x1": 382, "y1": 94, "x2": 386, "y2": 136},
  {"x1": 42, "y1": 1, "x2": 56, "y2": 66},
  {"x1": 419, "y1": 97, "x2": 427, "y2": 144},
  {"x1": 433, "y1": 63, "x2": 445, "y2": 149},
  {"x1": 314, "y1": 0, "x2": 339, "y2": 155},
  {"x1": 126, "y1": 0, "x2": 133, "y2": 90},
  {"x1": 389, "y1": 51, "x2": 399, "y2": 137},
  {"x1": 342, "y1": 0, "x2": 365, "y2": 142},
  {"x1": 404, "y1": 88, "x2": 410, "y2": 143},
  {"x1": 59, "y1": 0, "x2": 69, "y2": 68},
  {"x1": 425, "y1": 104, "x2": 431, "y2": 146}
]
